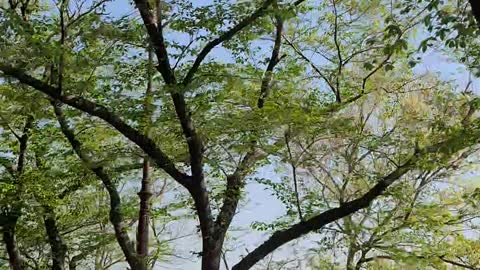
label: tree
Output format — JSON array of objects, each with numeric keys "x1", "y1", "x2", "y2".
[
  {"x1": 1, "y1": 0, "x2": 480, "y2": 270},
  {"x1": 258, "y1": 73, "x2": 480, "y2": 269}
]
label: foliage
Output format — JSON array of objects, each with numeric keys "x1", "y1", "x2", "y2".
[{"x1": 0, "y1": 0, "x2": 480, "y2": 270}]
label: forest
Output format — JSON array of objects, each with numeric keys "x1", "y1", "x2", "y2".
[{"x1": 1, "y1": 0, "x2": 480, "y2": 269}]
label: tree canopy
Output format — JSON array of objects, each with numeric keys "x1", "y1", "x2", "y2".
[{"x1": 1, "y1": 0, "x2": 480, "y2": 269}]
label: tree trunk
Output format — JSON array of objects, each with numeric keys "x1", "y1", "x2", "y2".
[
  {"x1": 469, "y1": 0, "x2": 480, "y2": 26},
  {"x1": 43, "y1": 207, "x2": 67, "y2": 270},
  {"x1": 3, "y1": 118, "x2": 32, "y2": 270},
  {"x1": 3, "y1": 218, "x2": 24, "y2": 270},
  {"x1": 136, "y1": 158, "x2": 152, "y2": 269},
  {"x1": 202, "y1": 240, "x2": 223, "y2": 270},
  {"x1": 346, "y1": 246, "x2": 356, "y2": 270},
  {"x1": 344, "y1": 216, "x2": 357, "y2": 270}
]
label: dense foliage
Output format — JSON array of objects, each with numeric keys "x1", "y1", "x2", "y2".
[{"x1": 1, "y1": 0, "x2": 480, "y2": 269}]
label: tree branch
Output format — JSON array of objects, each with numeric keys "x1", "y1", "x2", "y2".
[
  {"x1": 2, "y1": 116, "x2": 33, "y2": 270},
  {"x1": 134, "y1": 1, "x2": 215, "y2": 254},
  {"x1": 231, "y1": 156, "x2": 416, "y2": 270},
  {"x1": 215, "y1": 149, "x2": 263, "y2": 234},
  {"x1": 133, "y1": 0, "x2": 176, "y2": 84},
  {"x1": 232, "y1": 121, "x2": 480, "y2": 269},
  {"x1": 257, "y1": 3, "x2": 284, "y2": 108},
  {"x1": 332, "y1": 0, "x2": 342, "y2": 103},
  {"x1": 182, "y1": 0, "x2": 275, "y2": 86},
  {"x1": 0, "y1": 64, "x2": 191, "y2": 187},
  {"x1": 52, "y1": 102, "x2": 143, "y2": 270},
  {"x1": 283, "y1": 36, "x2": 337, "y2": 97},
  {"x1": 16, "y1": 116, "x2": 33, "y2": 175},
  {"x1": 285, "y1": 129, "x2": 304, "y2": 221},
  {"x1": 43, "y1": 206, "x2": 67, "y2": 270},
  {"x1": 216, "y1": 2, "x2": 287, "y2": 236}
]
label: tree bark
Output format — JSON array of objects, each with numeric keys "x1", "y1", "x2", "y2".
[
  {"x1": 3, "y1": 217, "x2": 24, "y2": 270},
  {"x1": 136, "y1": 40, "x2": 155, "y2": 268},
  {"x1": 2, "y1": 117, "x2": 33, "y2": 270},
  {"x1": 201, "y1": 240, "x2": 223, "y2": 270},
  {"x1": 43, "y1": 207, "x2": 67, "y2": 270},
  {"x1": 136, "y1": 159, "x2": 152, "y2": 267},
  {"x1": 468, "y1": 0, "x2": 480, "y2": 26}
]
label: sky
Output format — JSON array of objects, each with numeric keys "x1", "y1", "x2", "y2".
[{"x1": 83, "y1": 0, "x2": 480, "y2": 269}]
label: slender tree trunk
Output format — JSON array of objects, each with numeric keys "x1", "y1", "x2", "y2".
[
  {"x1": 43, "y1": 207, "x2": 67, "y2": 270},
  {"x1": 346, "y1": 246, "x2": 356, "y2": 270},
  {"x1": 3, "y1": 217, "x2": 24, "y2": 270},
  {"x1": 135, "y1": 38, "x2": 155, "y2": 269},
  {"x1": 344, "y1": 216, "x2": 357, "y2": 270},
  {"x1": 136, "y1": 158, "x2": 152, "y2": 268},
  {"x1": 34, "y1": 153, "x2": 68, "y2": 270},
  {"x1": 3, "y1": 117, "x2": 33, "y2": 270}
]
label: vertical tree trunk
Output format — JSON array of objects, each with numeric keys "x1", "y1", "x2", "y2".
[
  {"x1": 136, "y1": 158, "x2": 152, "y2": 268},
  {"x1": 136, "y1": 35, "x2": 155, "y2": 269},
  {"x1": 202, "y1": 240, "x2": 223, "y2": 270},
  {"x1": 3, "y1": 217, "x2": 24, "y2": 270},
  {"x1": 43, "y1": 207, "x2": 67, "y2": 270},
  {"x1": 3, "y1": 117, "x2": 33, "y2": 270},
  {"x1": 346, "y1": 246, "x2": 356, "y2": 270},
  {"x1": 344, "y1": 216, "x2": 357, "y2": 270},
  {"x1": 34, "y1": 153, "x2": 68, "y2": 270}
]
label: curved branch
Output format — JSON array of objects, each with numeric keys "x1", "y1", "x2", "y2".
[
  {"x1": 134, "y1": 0, "x2": 176, "y2": 84},
  {"x1": 232, "y1": 119, "x2": 480, "y2": 269},
  {"x1": 182, "y1": 0, "x2": 275, "y2": 86},
  {"x1": 0, "y1": 64, "x2": 191, "y2": 187},
  {"x1": 52, "y1": 103, "x2": 143, "y2": 270},
  {"x1": 257, "y1": 4, "x2": 284, "y2": 108},
  {"x1": 232, "y1": 157, "x2": 416, "y2": 270}
]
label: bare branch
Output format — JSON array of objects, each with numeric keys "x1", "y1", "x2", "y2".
[
  {"x1": 285, "y1": 129, "x2": 304, "y2": 221},
  {"x1": 332, "y1": 0, "x2": 342, "y2": 103},
  {"x1": 283, "y1": 36, "x2": 337, "y2": 97}
]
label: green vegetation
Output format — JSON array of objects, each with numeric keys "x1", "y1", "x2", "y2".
[{"x1": 1, "y1": 0, "x2": 480, "y2": 269}]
